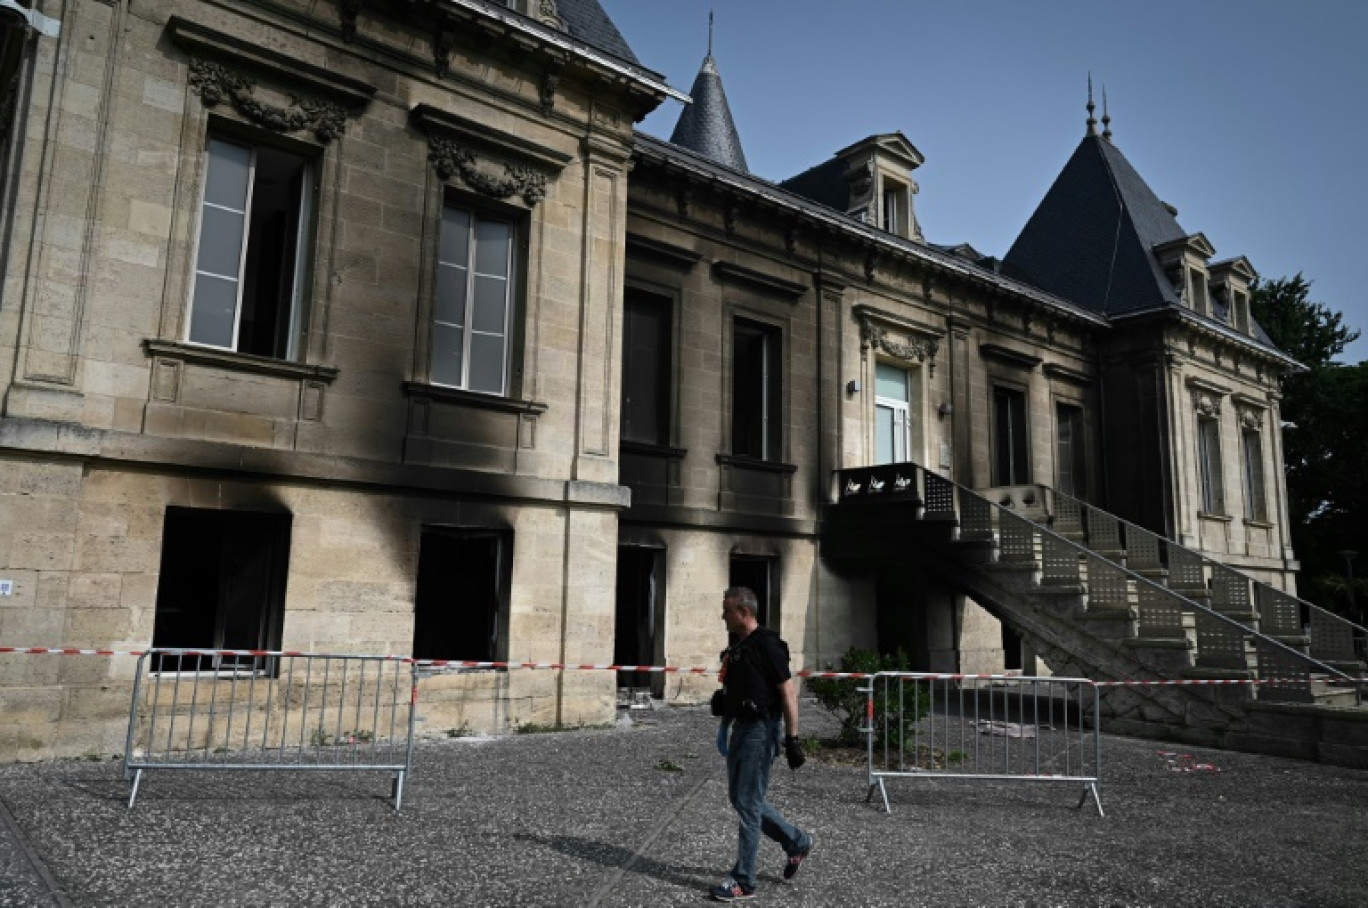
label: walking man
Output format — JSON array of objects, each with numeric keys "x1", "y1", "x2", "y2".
[{"x1": 710, "y1": 586, "x2": 813, "y2": 901}]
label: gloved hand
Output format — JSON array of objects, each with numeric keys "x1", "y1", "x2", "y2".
[
  {"x1": 716, "y1": 720, "x2": 731, "y2": 758},
  {"x1": 783, "y1": 735, "x2": 806, "y2": 770}
]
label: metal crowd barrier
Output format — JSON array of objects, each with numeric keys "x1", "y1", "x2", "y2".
[
  {"x1": 123, "y1": 649, "x2": 418, "y2": 809},
  {"x1": 863, "y1": 672, "x2": 1104, "y2": 817}
]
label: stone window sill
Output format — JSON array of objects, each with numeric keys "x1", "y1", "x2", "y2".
[
  {"x1": 715, "y1": 453, "x2": 798, "y2": 475},
  {"x1": 142, "y1": 339, "x2": 339, "y2": 383},
  {"x1": 402, "y1": 381, "x2": 547, "y2": 415}
]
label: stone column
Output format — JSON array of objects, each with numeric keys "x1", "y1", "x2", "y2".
[{"x1": 571, "y1": 125, "x2": 631, "y2": 485}]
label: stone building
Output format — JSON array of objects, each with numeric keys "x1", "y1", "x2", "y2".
[{"x1": 1, "y1": 0, "x2": 1348, "y2": 763}]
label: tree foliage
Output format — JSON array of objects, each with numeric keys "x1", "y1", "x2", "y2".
[
  {"x1": 1251, "y1": 274, "x2": 1368, "y2": 621},
  {"x1": 1250, "y1": 273, "x2": 1359, "y2": 368}
]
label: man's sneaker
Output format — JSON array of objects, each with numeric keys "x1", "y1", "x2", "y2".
[
  {"x1": 710, "y1": 876, "x2": 755, "y2": 901},
  {"x1": 783, "y1": 840, "x2": 814, "y2": 881}
]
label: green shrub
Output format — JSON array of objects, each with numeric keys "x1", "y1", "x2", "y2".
[{"x1": 805, "y1": 647, "x2": 928, "y2": 747}]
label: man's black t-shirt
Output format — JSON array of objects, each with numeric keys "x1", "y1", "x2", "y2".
[{"x1": 720, "y1": 628, "x2": 791, "y2": 721}]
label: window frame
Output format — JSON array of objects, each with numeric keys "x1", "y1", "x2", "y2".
[
  {"x1": 992, "y1": 384, "x2": 1030, "y2": 485},
  {"x1": 730, "y1": 316, "x2": 784, "y2": 462},
  {"x1": 874, "y1": 360, "x2": 912, "y2": 465},
  {"x1": 621, "y1": 285, "x2": 675, "y2": 447},
  {"x1": 1197, "y1": 414, "x2": 1225, "y2": 515},
  {"x1": 150, "y1": 507, "x2": 291, "y2": 675},
  {"x1": 411, "y1": 527, "x2": 513, "y2": 665},
  {"x1": 1054, "y1": 401, "x2": 1088, "y2": 498},
  {"x1": 184, "y1": 131, "x2": 318, "y2": 361},
  {"x1": 1241, "y1": 426, "x2": 1268, "y2": 523},
  {"x1": 420, "y1": 191, "x2": 529, "y2": 398}
]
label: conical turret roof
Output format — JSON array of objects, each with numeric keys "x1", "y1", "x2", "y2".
[
  {"x1": 1003, "y1": 133, "x2": 1187, "y2": 316},
  {"x1": 669, "y1": 52, "x2": 748, "y2": 173}
]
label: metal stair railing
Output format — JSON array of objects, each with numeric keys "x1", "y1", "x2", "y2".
[
  {"x1": 1042, "y1": 487, "x2": 1368, "y2": 670},
  {"x1": 837, "y1": 463, "x2": 1363, "y2": 706}
]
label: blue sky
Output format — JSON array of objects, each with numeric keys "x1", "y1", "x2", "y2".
[{"x1": 601, "y1": 0, "x2": 1368, "y2": 364}]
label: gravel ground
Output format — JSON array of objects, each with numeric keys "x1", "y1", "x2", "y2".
[{"x1": 1, "y1": 704, "x2": 1366, "y2": 907}]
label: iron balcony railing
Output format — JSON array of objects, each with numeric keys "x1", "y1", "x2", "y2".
[
  {"x1": 834, "y1": 461, "x2": 1364, "y2": 706},
  {"x1": 1038, "y1": 487, "x2": 1368, "y2": 669}
]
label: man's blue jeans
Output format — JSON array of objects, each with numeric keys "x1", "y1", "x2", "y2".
[{"x1": 725, "y1": 718, "x2": 811, "y2": 891}]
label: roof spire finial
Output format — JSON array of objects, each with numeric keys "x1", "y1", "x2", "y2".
[
  {"x1": 1086, "y1": 73, "x2": 1097, "y2": 136},
  {"x1": 707, "y1": 10, "x2": 714, "y2": 58},
  {"x1": 1101, "y1": 85, "x2": 1112, "y2": 141}
]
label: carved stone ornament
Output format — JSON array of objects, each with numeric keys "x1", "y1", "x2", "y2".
[
  {"x1": 1237, "y1": 405, "x2": 1264, "y2": 431},
  {"x1": 338, "y1": 0, "x2": 362, "y2": 41},
  {"x1": 428, "y1": 137, "x2": 548, "y2": 205},
  {"x1": 864, "y1": 249, "x2": 880, "y2": 284},
  {"x1": 434, "y1": 27, "x2": 457, "y2": 78},
  {"x1": 538, "y1": 0, "x2": 564, "y2": 29},
  {"x1": 540, "y1": 62, "x2": 563, "y2": 116},
  {"x1": 847, "y1": 159, "x2": 873, "y2": 198},
  {"x1": 1190, "y1": 389, "x2": 1222, "y2": 418},
  {"x1": 860, "y1": 319, "x2": 940, "y2": 368},
  {"x1": 189, "y1": 59, "x2": 348, "y2": 142}
]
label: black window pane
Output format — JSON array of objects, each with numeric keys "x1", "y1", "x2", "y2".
[
  {"x1": 622, "y1": 290, "x2": 671, "y2": 445},
  {"x1": 732, "y1": 320, "x2": 780, "y2": 460}
]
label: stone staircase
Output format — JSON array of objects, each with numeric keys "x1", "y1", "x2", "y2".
[{"x1": 823, "y1": 462, "x2": 1368, "y2": 768}]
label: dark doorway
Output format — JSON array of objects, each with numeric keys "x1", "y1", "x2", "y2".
[
  {"x1": 412, "y1": 529, "x2": 509, "y2": 663},
  {"x1": 151, "y1": 507, "x2": 291, "y2": 672},
  {"x1": 1001, "y1": 622, "x2": 1024, "y2": 671},
  {"x1": 614, "y1": 546, "x2": 664, "y2": 694},
  {"x1": 729, "y1": 556, "x2": 776, "y2": 629}
]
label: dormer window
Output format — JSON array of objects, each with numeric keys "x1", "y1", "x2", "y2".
[
  {"x1": 1208, "y1": 257, "x2": 1257, "y2": 336},
  {"x1": 1233, "y1": 290, "x2": 1250, "y2": 333},
  {"x1": 1187, "y1": 267, "x2": 1210, "y2": 317},
  {"x1": 879, "y1": 176, "x2": 915, "y2": 239}
]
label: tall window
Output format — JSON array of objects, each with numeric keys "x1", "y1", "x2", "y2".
[
  {"x1": 1241, "y1": 427, "x2": 1267, "y2": 522},
  {"x1": 1197, "y1": 415, "x2": 1225, "y2": 514},
  {"x1": 151, "y1": 508, "x2": 291, "y2": 672},
  {"x1": 993, "y1": 387, "x2": 1029, "y2": 485},
  {"x1": 874, "y1": 362, "x2": 911, "y2": 464},
  {"x1": 412, "y1": 529, "x2": 510, "y2": 662},
  {"x1": 1055, "y1": 402, "x2": 1087, "y2": 497},
  {"x1": 621, "y1": 288, "x2": 672, "y2": 445},
  {"x1": 732, "y1": 319, "x2": 782, "y2": 461},
  {"x1": 188, "y1": 136, "x2": 313, "y2": 359},
  {"x1": 729, "y1": 556, "x2": 777, "y2": 629},
  {"x1": 881, "y1": 188, "x2": 899, "y2": 235},
  {"x1": 433, "y1": 205, "x2": 514, "y2": 395},
  {"x1": 1188, "y1": 267, "x2": 1209, "y2": 317}
]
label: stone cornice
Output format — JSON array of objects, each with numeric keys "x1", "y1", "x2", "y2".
[
  {"x1": 411, "y1": 104, "x2": 572, "y2": 172},
  {"x1": 625, "y1": 233, "x2": 702, "y2": 271},
  {"x1": 711, "y1": 261, "x2": 808, "y2": 299},
  {"x1": 412, "y1": 104, "x2": 570, "y2": 206},
  {"x1": 0, "y1": 417, "x2": 628, "y2": 509},
  {"x1": 854, "y1": 306, "x2": 943, "y2": 371},
  {"x1": 979, "y1": 343, "x2": 1043, "y2": 370},
  {"x1": 1042, "y1": 362, "x2": 1094, "y2": 386},
  {"x1": 168, "y1": 16, "x2": 377, "y2": 111}
]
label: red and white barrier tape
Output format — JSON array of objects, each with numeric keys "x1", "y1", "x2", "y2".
[{"x1": 1, "y1": 645, "x2": 1364, "y2": 685}]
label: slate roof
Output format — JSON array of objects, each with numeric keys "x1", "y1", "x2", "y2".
[
  {"x1": 669, "y1": 53, "x2": 748, "y2": 172},
  {"x1": 779, "y1": 157, "x2": 848, "y2": 210},
  {"x1": 633, "y1": 132, "x2": 1109, "y2": 330},
  {"x1": 556, "y1": 0, "x2": 640, "y2": 64},
  {"x1": 1003, "y1": 134, "x2": 1187, "y2": 316}
]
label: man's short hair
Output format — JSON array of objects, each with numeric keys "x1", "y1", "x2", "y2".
[{"x1": 723, "y1": 586, "x2": 759, "y2": 616}]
